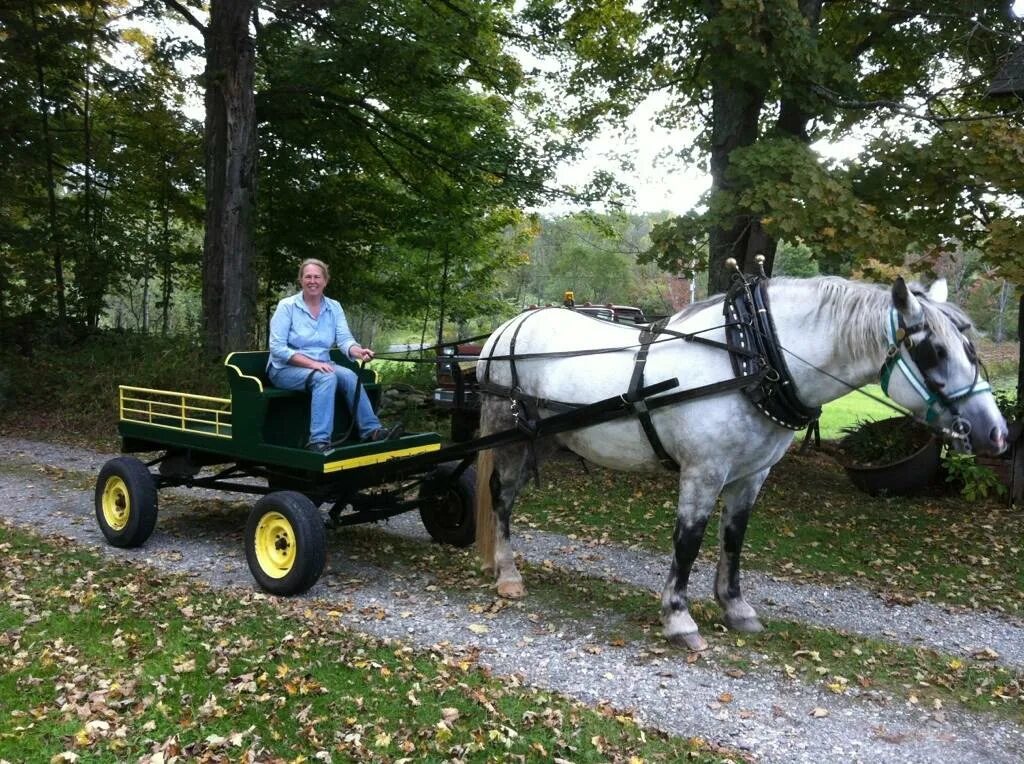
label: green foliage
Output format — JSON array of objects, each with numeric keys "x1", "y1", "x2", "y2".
[
  {"x1": 942, "y1": 452, "x2": 1007, "y2": 502},
  {"x1": 255, "y1": 0, "x2": 559, "y2": 327},
  {"x1": 773, "y1": 240, "x2": 820, "y2": 278},
  {"x1": 0, "y1": 330, "x2": 222, "y2": 447},
  {"x1": 0, "y1": 0, "x2": 203, "y2": 330},
  {"x1": 511, "y1": 211, "x2": 675, "y2": 315},
  {"x1": 530, "y1": 1, "x2": 1024, "y2": 280}
]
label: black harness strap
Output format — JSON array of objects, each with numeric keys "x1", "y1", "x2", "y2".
[
  {"x1": 628, "y1": 318, "x2": 679, "y2": 470},
  {"x1": 725, "y1": 278, "x2": 821, "y2": 430}
]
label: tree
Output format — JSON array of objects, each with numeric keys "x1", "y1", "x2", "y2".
[
  {"x1": 523, "y1": 1, "x2": 1024, "y2": 292},
  {"x1": 253, "y1": 0, "x2": 560, "y2": 319},
  {"x1": 161, "y1": 0, "x2": 257, "y2": 357}
]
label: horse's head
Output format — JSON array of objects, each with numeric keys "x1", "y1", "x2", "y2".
[{"x1": 882, "y1": 277, "x2": 1008, "y2": 455}]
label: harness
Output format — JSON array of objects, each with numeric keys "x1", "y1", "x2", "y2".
[
  {"x1": 879, "y1": 307, "x2": 991, "y2": 433},
  {"x1": 724, "y1": 277, "x2": 821, "y2": 431},
  {"x1": 475, "y1": 275, "x2": 991, "y2": 471},
  {"x1": 478, "y1": 305, "x2": 769, "y2": 472}
]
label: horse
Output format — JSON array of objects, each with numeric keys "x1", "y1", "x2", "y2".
[{"x1": 474, "y1": 275, "x2": 1009, "y2": 651}]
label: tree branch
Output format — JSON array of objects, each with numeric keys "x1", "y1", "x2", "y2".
[{"x1": 162, "y1": 0, "x2": 206, "y2": 37}]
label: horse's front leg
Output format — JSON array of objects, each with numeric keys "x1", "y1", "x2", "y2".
[
  {"x1": 663, "y1": 471, "x2": 724, "y2": 651},
  {"x1": 714, "y1": 469, "x2": 770, "y2": 633}
]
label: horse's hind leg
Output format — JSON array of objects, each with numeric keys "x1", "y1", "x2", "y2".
[
  {"x1": 479, "y1": 398, "x2": 537, "y2": 599},
  {"x1": 662, "y1": 470, "x2": 724, "y2": 652},
  {"x1": 714, "y1": 469, "x2": 769, "y2": 633}
]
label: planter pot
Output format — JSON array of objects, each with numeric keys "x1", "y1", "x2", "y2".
[
  {"x1": 843, "y1": 436, "x2": 944, "y2": 496},
  {"x1": 838, "y1": 416, "x2": 944, "y2": 497}
]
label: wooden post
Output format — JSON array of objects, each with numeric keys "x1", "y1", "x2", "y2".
[
  {"x1": 475, "y1": 449, "x2": 496, "y2": 572},
  {"x1": 1013, "y1": 293, "x2": 1024, "y2": 505}
]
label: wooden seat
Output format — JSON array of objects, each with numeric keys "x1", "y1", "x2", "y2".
[{"x1": 224, "y1": 350, "x2": 381, "y2": 448}]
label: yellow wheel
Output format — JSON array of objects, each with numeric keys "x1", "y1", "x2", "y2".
[
  {"x1": 245, "y1": 491, "x2": 326, "y2": 595},
  {"x1": 101, "y1": 476, "x2": 130, "y2": 531},
  {"x1": 253, "y1": 511, "x2": 297, "y2": 579},
  {"x1": 94, "y1": 457, "x2": 158, "y2": 548}
]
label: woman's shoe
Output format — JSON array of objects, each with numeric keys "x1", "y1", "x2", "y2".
[{"x1": 364, "y1": 424, "x2": 404, "y2": 442}]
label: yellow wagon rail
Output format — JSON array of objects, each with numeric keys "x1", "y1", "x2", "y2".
[{"x1": 119, "y1": 385, "x2": 232, "y2": 439}]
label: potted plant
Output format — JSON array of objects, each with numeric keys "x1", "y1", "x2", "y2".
[
  {"x1": 952, "y1": 390, "x2": 1023, "y2": 503},
  {"x1": 836, "y1": 416, "x2": 944, "y2": 496}
]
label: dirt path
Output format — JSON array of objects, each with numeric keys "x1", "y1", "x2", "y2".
[{"x1": 2, "y1": 436, "x2": 1022, "y2": 763}]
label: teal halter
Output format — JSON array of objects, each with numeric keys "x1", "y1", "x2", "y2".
[{"x1": 879, "y1": 307, "x2": 991, "y2": 425}]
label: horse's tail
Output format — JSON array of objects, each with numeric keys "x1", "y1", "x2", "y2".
[{"x1": 475, "y1": 448, "x2": 496, "y2": 573}]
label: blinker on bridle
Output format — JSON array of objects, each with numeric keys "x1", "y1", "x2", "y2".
[{"x1": 879, "y1": 307, "x2": 991, "y2": 436}]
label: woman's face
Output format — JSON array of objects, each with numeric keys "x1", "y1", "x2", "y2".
[{"x1": 300, "y1": 264, "x2": 327, "y2": 300}]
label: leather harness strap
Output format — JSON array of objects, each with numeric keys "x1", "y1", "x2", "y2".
[
  {"x1": 627, "y1": 317, "x2": 679, "y2": 470},
  {"x1": 725, "y1": 278, "x2": 821, "y2": 430}
]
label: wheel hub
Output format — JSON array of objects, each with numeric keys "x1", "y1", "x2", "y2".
[
  {"x1": 101, "y1": 477, "x2": 130, "y2": 531},
  {"x1": 254, "y1": 511, "x2": 296, "y2": 578}
]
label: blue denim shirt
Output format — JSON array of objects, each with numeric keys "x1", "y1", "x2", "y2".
[{"x1": 268, "y1": 292, "x2": 357, "y2": 370}]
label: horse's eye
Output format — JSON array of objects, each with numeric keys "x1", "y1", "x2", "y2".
[
  {"x1": 911, "y1": 341, "x2": 940, "y2": 370},
  {"x1": 935, "y1": 345, "x2": 947, "y2": 361}
]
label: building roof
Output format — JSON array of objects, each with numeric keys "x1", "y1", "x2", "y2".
[{"x1": 988, "y1": 43, "x2": 1024, "y2": 97}]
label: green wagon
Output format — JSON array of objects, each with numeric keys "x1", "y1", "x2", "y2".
[{"x1": 94, "y1": 350, "x2": 477, "y2": 595}]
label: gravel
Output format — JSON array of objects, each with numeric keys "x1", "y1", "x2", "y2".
[{"x1": 2, "y1": 435, "x2": 1022, "y2": 763}]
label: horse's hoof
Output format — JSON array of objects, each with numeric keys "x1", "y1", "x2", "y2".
[
  {"x1": 497, "y1": 580, "x2": 526, "y2": 599},
  {"x1": 725, "y1": 615, "x2": 764, "y2": 634},
  {"x1": 667, "y1": 631, "x2": 708, "y2": 652}
]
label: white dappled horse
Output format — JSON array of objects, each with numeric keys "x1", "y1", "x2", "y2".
[{"x1": 476, "y1": 276, "x2": 1008, "y2": 650}]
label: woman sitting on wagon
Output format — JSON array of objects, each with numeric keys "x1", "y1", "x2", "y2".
[{"x1": 268, "y1": 258, "x2": 402, "y2": 453}]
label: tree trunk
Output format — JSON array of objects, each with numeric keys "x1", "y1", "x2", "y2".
[
  {"x1": 202, "y1": 0, "x2": 257, "y2": 358},
  {"x1": 30, "y1": 1, "x2": 66, "y2": 322},
  {"x1": 706, "y1": 77, "x2": 770, "y2": 294},
  {"x1": 706, "y1": 0, "x2": 824, "y2": 295}
]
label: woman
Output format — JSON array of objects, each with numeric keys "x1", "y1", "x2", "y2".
[{"x1": 268, "y1": 258, "x2": 402, "y2": 452}]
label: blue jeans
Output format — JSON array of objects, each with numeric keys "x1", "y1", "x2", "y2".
[{"x1": 268, "y1": 364, "x2": 381, "y2": 443}]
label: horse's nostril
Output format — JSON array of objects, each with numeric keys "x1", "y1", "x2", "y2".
[{"x1": 991, "y1": 426, "x2": 1008, "y2": 450}]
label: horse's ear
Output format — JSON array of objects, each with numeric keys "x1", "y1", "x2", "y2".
[
  {"x1": 892, "y1": 276, "x2": 923, "y2": 320},
  {"x1": 927, "y1": 278, "x2": 948, "y2": 303}
]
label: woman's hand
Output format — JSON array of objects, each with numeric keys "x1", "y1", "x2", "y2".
[{"x1": 350, "y1": 346, "x2": 375, "y2": 362}]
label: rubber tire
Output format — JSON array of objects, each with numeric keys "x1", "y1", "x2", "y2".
[
  {"x1": 244, "y1": 491, "x2": 326, "y2": 596},
  {"x1": 94, "y1": 456, "x2": 158, "y2": 548},
  {"x1": 418, "y1": 462, "x2": 477, "y2": 547}
]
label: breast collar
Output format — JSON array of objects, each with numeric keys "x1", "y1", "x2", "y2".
[{"x1": 724, "y1": 277, "x2": 821, "y2": 430}]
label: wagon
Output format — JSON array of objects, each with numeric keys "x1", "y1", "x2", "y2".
[{"x1": 94, "y1": 350, "x2": 478, "y2": 595}]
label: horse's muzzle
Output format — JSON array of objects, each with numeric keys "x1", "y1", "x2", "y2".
[{"x1": 988, "y1": 425, "x2": 1009, "y2": 456}]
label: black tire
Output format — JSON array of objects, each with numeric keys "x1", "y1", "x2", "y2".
[
  {"x1": 418, "y1": 462, "x2": 477, "y2": 547},
  {"x1": 244, "y1": 491, "x2": 326, "y2": 595},
  {"x1": 94, "y1": 456, "x2": 158, "y2": 548}
]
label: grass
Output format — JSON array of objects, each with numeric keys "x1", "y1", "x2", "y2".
[
  {"x1": 812, "y1": 384, "x2": 900, "y2": 440},
  {"x1": 0, "y1": 523, "x2": 736, "y2": 763}
]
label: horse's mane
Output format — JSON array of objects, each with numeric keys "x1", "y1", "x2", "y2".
[
  {"x1": 674, "y1": 275, "x2": 972, "y2": 365},
  {"x1": 777, "y1": 276, "x2": 974, "y2": 360}
]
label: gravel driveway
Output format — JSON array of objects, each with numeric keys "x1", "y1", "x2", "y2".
[{"x1": 2, "y1": 435, "x2": 1022, "y2": 763}]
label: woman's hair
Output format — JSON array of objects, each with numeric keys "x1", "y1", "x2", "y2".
[{"x1": 298, "y1": 258, "x2": 330, "y2": 285}]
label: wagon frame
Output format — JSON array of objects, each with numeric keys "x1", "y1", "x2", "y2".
[{"x1": 95, "y1": 350, "x2": 480, "y2": 595}]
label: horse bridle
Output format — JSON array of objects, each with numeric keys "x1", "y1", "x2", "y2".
[{"x1": 879, "y1": 307, "x2": 992, "y2": 437}]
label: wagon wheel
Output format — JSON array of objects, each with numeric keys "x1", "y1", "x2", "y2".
[
  {"x1": 94, "y1": 456, "x2": 158, "y2": 548},
  {"x1": 244, "y1": 491, "x2": 326, "y2": 596},
  {"x1": 418, "y1": 462, "x2": 477, "y2": 547}
]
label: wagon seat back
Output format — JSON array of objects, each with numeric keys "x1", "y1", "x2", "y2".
[{"x1": 224, "y1": 350, "x2": 381, "y2": 449}]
